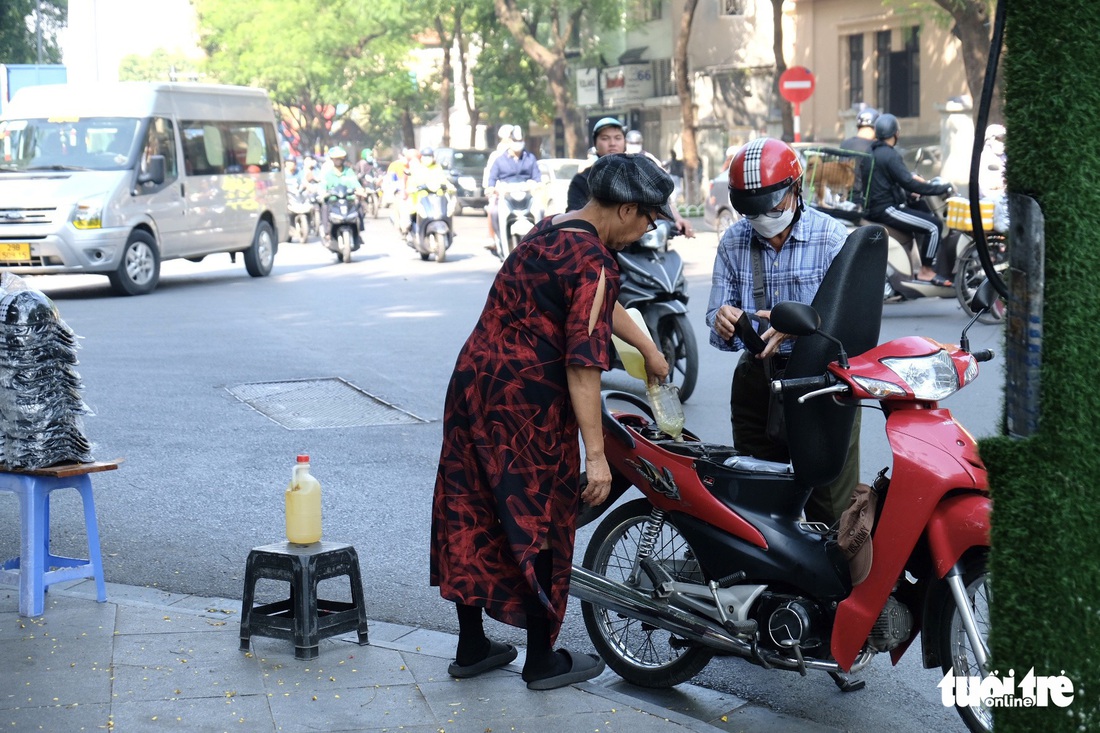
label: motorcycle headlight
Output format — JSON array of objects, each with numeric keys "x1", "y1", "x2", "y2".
[
  {"x1": 71, "y1": 196, "x2": 105, "y2": 230},
  {"x1": 881, "y1": 350, "x2": 960, "y2": 400},
  {"x1": 458, "y1": 176, "x2": 477, "y2": 190}
]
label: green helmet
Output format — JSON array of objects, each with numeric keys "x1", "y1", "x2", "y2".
[{"x1": 360, "y1": 149, "x2": 373, "y2": 161}]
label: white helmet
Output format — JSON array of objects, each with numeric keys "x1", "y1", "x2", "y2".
[{"x1": 497, "y1": 124, "x2": 515, "y2": 141}]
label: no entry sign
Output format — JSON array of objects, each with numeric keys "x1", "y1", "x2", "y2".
[{"x1": 779, "y1": 67, "x2": 816, "y2": 104}]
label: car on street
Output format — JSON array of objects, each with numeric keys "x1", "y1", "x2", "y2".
[
  {"x1": 537, "y1": 157, "x2": 586, "y2": 215},
  {"x1": 435, "y1": 147, "x2": 492, "y2": 215}
]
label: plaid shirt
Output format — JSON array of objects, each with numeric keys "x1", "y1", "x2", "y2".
[{"x1": 706, "y1": 206, "x2": 847, "y2": 353}]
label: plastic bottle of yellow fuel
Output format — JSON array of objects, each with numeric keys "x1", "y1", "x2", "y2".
[
  {"x1": 611, "y1": 307, "x2": 654, "y2": 382},
  {"x1": 286, "y1": 454, "x2": 321, "y2": 544}
]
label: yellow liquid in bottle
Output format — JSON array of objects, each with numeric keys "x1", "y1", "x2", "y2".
[{"x1": 286, "y1": 464, "x2": 321, "y2": 544}]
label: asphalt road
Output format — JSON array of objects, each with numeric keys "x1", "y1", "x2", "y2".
[{"x1": 4, "y1": 209, "x2": 999, "y2": 731}]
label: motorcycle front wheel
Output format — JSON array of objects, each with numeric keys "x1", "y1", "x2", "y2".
[
  {"x1": 338, "y1": 229, "x2": 353, "y2": 264},
  {"x1": 580, "y1": 499, "x2": 715, "y2": 688},
  {"x1": 657, "y1": 314, "x2": 699, "y2": 402},
  {"x1": 432, "y1": 232, "x2": 448, "y2": 263},
  {"x1": 295, "y1": 214, "x2": 309, "y2": 243},
  {"x1": 937, "y1": 551, "x2": 992, "y2": 733},
  {"x1": 369, "y1": 195, "x2": 379, "y2": 219}
]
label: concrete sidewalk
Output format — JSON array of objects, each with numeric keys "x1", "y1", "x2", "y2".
[{"x1": 0, "y1": 580, "x2": 841, "y2": 733}]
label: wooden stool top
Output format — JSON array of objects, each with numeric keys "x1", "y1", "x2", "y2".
[{"x1": 0, "y1": 460, "x2": 123, "y2": 478}]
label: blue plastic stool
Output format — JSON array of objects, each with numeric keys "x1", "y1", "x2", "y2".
[{"x1": 0, "y1": 461, "x2": 118, "y2": 617}]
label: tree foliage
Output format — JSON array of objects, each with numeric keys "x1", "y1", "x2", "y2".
[
  {"x1": 193, "y1": 0, "x2": 433, "y2": 154},
  {"x1": 0, "y1": 0, "x2": 66, "y2": 64},
  {"x1": 118, "y1": 49, "x2": 203, "y2": 83}
]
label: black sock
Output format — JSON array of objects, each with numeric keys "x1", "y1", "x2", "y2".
[
  {"x1": 522, "y1": 550, "x2": 570, "y2": 681},
  {"x1": 455, "y1": 603, "x2": 490, "y2": 666}
]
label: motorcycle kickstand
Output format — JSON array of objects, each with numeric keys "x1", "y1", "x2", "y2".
[{"x1": 828, "y1": 670, "x2": 866, "y2": 693}]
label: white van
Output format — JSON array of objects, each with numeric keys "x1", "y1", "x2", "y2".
[{"x1": 0, "y1": 82, "x2": 288, "y2": 295}]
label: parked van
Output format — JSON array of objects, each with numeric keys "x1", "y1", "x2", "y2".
[{"x1": 0, "y1": 82, "x2": 287, "y2": 295}]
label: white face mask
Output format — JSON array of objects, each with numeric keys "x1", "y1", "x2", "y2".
[
  {"x1": 511, "y1": 141, "x2": 525, "y2": 154},
  {"x1": 748, "y1": 205, "x2": 796, "y2": 239},
  {"x1": 626, "y1": 143, "x2": 642, "y2": 155}
]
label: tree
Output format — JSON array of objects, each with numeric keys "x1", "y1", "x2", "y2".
[
  {"x1": 675, "y1": 0, "x2": 700, "y2": 204},
  {"x1": 0, "y1": 0, "x2": 65, "y2": 64},
  {"x1": 770, "y1": 0, "x2": 794, "y2": 142},
  {"x1": 119, "y1": 49, "x2": 203, "y2": 83},
  {"x1": 493, "y1": 0, "x2": 625, "y2": 158},
  {"x1": 194, "y1": 0, "x2": 429, "y2": 154},
  {"x1": 931, "y1": 0, "x2": 1003, "y2": 123}
]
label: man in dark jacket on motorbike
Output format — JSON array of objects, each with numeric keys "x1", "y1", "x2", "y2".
[{"x1": 864, "y1": 113, "x2": 955, "y2": 285}]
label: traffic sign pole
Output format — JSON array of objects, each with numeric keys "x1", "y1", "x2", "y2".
[{"x1": 793, "y1": 102, "x2": 802, "y2": 142}]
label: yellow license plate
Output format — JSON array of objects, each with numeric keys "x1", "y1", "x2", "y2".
[{"x1": 0, "y1": 242, "x2": 32, "y2": 261}]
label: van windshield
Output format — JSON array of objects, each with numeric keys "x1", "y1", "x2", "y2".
[{"x1": 0, "y1": 117, "x2": 142, "y2": 172}]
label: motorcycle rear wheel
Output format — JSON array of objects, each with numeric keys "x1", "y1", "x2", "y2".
[
  {"x1": 937, "y1": 551, "x2": 992, "y2": 733},
  {"x1": 658, "y1": 314, "x2": 699, "y2": 402},
  {"x1": 580, "y1": 499, "x2": 715, "y2": 688},
  {"x1": 956, "y1": 240, "x2": 1007, "y2": 325}
]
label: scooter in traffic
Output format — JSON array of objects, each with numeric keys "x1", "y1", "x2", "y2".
[
  {"x1": 571, "y1": 227, "x2": 996, "y2": 733},
  {"x1": 611, "y1": 219, "x2": 698, "y2": 401},
  {"x1": 406, "y1": 184, "x2": 455, "y2": 263},
  {"x1": 493, "y1": 180, "x2": 542, "y2": 261},
  {"x1": 287, "y1": 181, "x2": 315, "y2": 243},
  {"x1": 361, "y1": 176, "x2": 381, "y2": 219},
  {"x1": 323, "y1": 185, "x2": 362, "y2": 264}
]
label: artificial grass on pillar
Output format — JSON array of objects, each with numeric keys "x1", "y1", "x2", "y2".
[{"x1": 982, "y1": 1, "x2": 1100, "y2": 730}]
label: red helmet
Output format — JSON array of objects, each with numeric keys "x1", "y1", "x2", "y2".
[{"x1": 727, "y1": 138, "x2": 803, "y2": 216}]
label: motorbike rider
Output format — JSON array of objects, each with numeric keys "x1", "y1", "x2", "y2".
[
  {"x1": 320, "y1": 146, "x2": 365, "y2": 241},
  {"x1": 624, "y1": 129, "x2": 667, "y2": 171},
  {"x1": 355, "y1": 149, "x2": 381, "y2": 189},
  {"x1": 284, "y1": 157, "x2": 303, "y2": 188},
  {"x1": 706, "y1": 137, "x2": 858, "y2": 525},
  {"x1": 482, "y1": 124, "x2": 515, "y2": 248},
  {"x1": 405, "y1": 146, "x2": 452, "y2": 238},
  {"x1": 486, "y1": 128, "x2": 541, "y2": 248},
  {"x1": 864, "y1": 113, "x2": 955, "y2": 286},
  {"x1": 840, "y1": 106, "x2": 878, "y2": 208},
  {"x1": 567, "y1": 118, "x2": 694, "y2": 238}
]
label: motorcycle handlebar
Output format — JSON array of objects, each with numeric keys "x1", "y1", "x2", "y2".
[
  {"x1": 971, "y1": 349, "x2": 995, "y2": 363},
  {"x1": 770, "y1": 375, "x2": 832, "y2": 394}
]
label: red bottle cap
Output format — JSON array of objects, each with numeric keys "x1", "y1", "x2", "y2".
[{"x1": 297, "y1": 455, "x2": 310, "y2": 463}]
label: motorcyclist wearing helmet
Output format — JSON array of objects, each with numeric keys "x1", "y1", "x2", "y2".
[
  {"x1": 624, "y1": 129, "x2": 666, "y2": 170},
  {"x1": 486, "y1": 128, "x2": 541, "y2": 250},
  {"x1": 864, "y1": 113, "x2": 955, "y2": 285},
  {"x1": 706, "y1": 137, "x2": 856, "y2": 525},
  {"x1": 483, "y1": 124, "x2": 516, "y2": 247},
  {"x1": 839, "y1": 106, "x2": 879, "y2": 207},
  {"x1": 321, "y1": 146, "x2": 365, "y2": 240},
  {"x1": 355, "y1": 148, "x2": 381, "y2": 188},
  {"x1": 405, "y1": 146, "x2": 453, "y2": 236},
  {"x1": 566, "y1": 118, "x2": 694, "y2": 237}
]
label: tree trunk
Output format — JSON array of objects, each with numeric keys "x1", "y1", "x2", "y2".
[
  {"x1": 494, "y1": 0, "x2": 583, "y2": 157},
  {"x1": 454, "y1": 16, "x2": 481, "y2": 148},
  {"x1": 434, "y1": 17, "x2": 453, "y2": 148},
  {"x1": 402, "y1": 107, "x2": 416, "y2": 150},
  {"x1": 676, "y1": 0, "x2": 700, "y2": 204},
  {"x1": 934, "y1": 0, "x2": 1004, "y2": 125},
  {"x1": 771, "y1": 0, "x2": 793, "y2": 141}
]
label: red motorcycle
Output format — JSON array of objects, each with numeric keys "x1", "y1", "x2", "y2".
[{"x1": 571, "y1": 226, "x2": 995, "y2": 733}]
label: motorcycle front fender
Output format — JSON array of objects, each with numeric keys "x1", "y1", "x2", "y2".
[{"x1": 926, "y1": 493, "x2": 990, "y2": 578}]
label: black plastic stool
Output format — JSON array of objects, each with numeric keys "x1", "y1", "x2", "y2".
[{"x1": 239, "y1": 541, "x2": 369, "y2": 660}]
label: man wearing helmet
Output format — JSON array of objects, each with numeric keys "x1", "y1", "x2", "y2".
[
  {"x1": 706, "y1": 137, "x2": 858, "y2": 525},
  {"x1": 483, "y1": 124, "x2": 516, "y2": 247},
  {"x1": 840, "y1": 106, "x2": 878, "y2": 208},
  {"x1": 321, "y1": 146, "x2": 365, "y2": 241},
  {"x1": 404, "y1": 146, "x2": 452, "y2": 238},
  {"x1": 865, "y1": 113, "x2": 955, "y2": 285},
  {"x1": 567, "y1": 118, "x2": 693, "y2": 237}
]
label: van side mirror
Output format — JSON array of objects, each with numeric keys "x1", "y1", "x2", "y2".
[{"x1": 138, "y1": 155, "x2": 166, "y2": 185}]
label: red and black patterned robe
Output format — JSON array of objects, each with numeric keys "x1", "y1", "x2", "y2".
[{"x1": 430, "y1": 218, "x2": 618, "y2": 643}]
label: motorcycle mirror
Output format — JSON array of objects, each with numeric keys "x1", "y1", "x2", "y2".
[
  {"x1": 960, "y1": 279, "x2": 1001, "y2": 352},
  {"x1": 770, "y1": 301, "x2": 820, "y2": 337}
]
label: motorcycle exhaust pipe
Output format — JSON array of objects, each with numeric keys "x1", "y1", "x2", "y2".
[
  {"x1": 570, "y1": 565, "x2": 876, "y2": 674},
  {"x1": 570, "y1": 565, "x2": 744, "y2": 653}
]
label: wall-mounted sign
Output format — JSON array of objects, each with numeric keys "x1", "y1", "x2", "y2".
[
  {"x1": 576, "y1": 68, "x2": 600, "y2": 107},
  {"x1": 600, "y1": 63, "x2": 654, "y2": 107}
]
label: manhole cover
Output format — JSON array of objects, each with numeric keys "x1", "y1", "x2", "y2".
[{"x1": 227, "y1": 377, "x2": 429, "y2": 430}]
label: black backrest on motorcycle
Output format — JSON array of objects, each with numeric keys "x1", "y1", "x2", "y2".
[{"x1": 784, "y1": 225, "x2": 888, "y2": 489}]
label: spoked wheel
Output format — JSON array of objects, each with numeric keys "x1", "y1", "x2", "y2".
[
  {"x1": 937, "y1": 552, "x2": 993, "y2": 733},
  {"x1": 338, "y1": 229, "x2": 353, "y2": 264},
  {"x1": 432, "y1": 232, "x2": 447, "y2": 263},
  {"x1": 716, "y1": 209, "x2": 737, "y2": 239},
  {"x1": 657, "y1": 314, "x2": 698, "y2": 402},
  {"x1": 956, "y1": 238, "x2": 1008, "y2": 324},
  {"x1": 580, "y1": 499, "x2": 715, "y2": 688}
]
